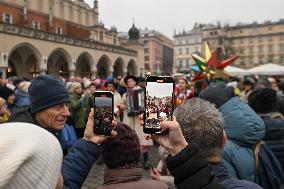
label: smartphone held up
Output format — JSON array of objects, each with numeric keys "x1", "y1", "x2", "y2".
[
  {"x1": 93, "y1": 91, "x2": 114, "y2": 136},
  {"x1": 143, "y1": 76, "x2": 174, "y2": 134}
]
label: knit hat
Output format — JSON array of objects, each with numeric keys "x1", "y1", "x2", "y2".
[
  {"x1": 28, "y1": 75, "x2": 69, "y2": 114},
  {"x1": 69, "y1": 82, "x2": 82, "y2": 94},
  {"x1": 248, "y1": 88, "x2": 278, "y2": 114},
  {"x1": 0, "y1": 86, "x2": 14, "y2": 101},
  {"x1": 19, "y1": 81, "x2": 31, "y2": 94},
  {"x1": 0, "y1": 123, "x2": 63, "y2": 189},
  {"x1": 102, "y1": 123, "x2": 141, "y2": 169},
  {"x1": 83, "y1": 78, "x2": 92, "y2": 89},
  {"x1": 94, "y1": 79, "x2": 102, "y2": 86},
  {"x1": 199, "y1": 83, "x2": 235, "y2": 109}
]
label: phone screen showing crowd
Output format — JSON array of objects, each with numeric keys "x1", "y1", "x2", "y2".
[
  {"x1": 94, "y1": 96, "x2": 113, "y2": 135},
  {"x1": 145, "y1": 81, "x2": 173, "y2": 131}
]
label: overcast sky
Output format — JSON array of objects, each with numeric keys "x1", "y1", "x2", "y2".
[
  {"x1": 85, "y1": 0, "x2": 284, "y2": 39},
  {"x1": 147, "y1": 82, "x2": 173, "y2": 98}
]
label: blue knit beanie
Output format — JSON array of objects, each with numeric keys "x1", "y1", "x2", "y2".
[{"x1": 29, "y1": 75, "x2": 69, "y2": 114}]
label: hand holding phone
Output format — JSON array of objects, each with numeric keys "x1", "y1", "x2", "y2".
[{"x1": 84, "y1": 108, "x2": 117, "y2": 144}]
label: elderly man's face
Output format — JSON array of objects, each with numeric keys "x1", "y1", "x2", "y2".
[{"x1": 35, "y1": 103, "x2": 70, "y2": 131}]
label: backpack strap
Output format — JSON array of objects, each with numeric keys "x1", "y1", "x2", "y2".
[{"x1": 254, "y1": 141, "x2": 265, "y2": 172}]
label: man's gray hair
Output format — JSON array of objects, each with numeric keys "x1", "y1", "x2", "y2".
[{"x1": 174, "y1": 98, "x2": 224, "y2": 157}]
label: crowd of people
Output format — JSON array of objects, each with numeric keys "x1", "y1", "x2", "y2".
[{"x1": 1, "y1": 69, "x2": 284, "y2": 189}]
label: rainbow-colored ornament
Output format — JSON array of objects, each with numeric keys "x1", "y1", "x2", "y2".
[{"x1": 191, "y1": 42, "x2": 239, "y2": 81}]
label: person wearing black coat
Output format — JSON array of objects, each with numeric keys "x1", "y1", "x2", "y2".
[
  {"x1": 171, "y1": 98, "x2": 262, "y2": 189},
  {"x1": 248, "y1": 88, "x2": 284, "y2": 170}
]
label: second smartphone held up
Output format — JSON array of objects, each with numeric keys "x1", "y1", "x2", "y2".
[
  {"x1": 93, "y1": 91, "x2": 114, "y2": 136},
  {"x1": 144, "y1": 76, "x2": 174, "y2": 134}
]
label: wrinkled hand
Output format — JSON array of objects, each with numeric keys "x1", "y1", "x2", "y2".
[
  {"x1": 150, "y1": 168, "x2": 161, "y2": 181},
  {"x1": 139, "y1": 115, "x2": 188, "y2": 156},
  {"x1": 84, "y1": 108, "x2": 117, "y2": 144}
]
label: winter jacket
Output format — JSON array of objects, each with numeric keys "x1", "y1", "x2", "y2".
[
  {"x1": 212, "y1": 162, "x2": 263, "y2": 189},
  {"x1": 8, "y1": 106, "x2": 101, "y2": 189},
  {"x1": 166, "y1": 143, "x2": 223, "y2": 189},
  {"x1": 98, "y1": 168, "x2": 168, "y2": 189},
  {"x1": 15, "y1": 90, "x2": 31, "y2": 107},
  {"x1": 261, "y1": 113, "x2": 284, "y2": 170},
  {"x1": 220, "y1": 97, "x2": 265, "y2": 182},
  {"x1": 62, "y1": 139, "x2": 101, "y2": 189},
  {"x1": 69, "y1": 94, "x2": 93, "y2": 129},
  {"x1": 8, "y1": 106, "x2": 38, "y2": 125}
]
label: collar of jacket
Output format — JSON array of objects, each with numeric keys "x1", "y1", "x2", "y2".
[
  {"x1": 103, "y1": 168, "x2": 143, "y2": 185},
  {"x1": 210, "y1": 162, "x2": 231, "y2": 183}
]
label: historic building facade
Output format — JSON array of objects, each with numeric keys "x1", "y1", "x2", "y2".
[
  {"x1": 203, "y1": 20, "x2": 284, "y2": 68},
  {"x1": 173, "y1": 24, "x2": 203, "y2": 73},
  {"x1": 173, "y1": 19, "x2": 284, "y2": 72},
  {"x1": 120, "y1": 28, "x2": 174, "y2": 75},
  {"x1": 139, "y1": 29, "x2": 174, "y2": 75},
  {"x1": 0, "y1": 0, "x2": 141, "y2": 79}
]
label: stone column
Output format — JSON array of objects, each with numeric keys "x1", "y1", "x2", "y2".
[
  {"x1": 0, "y1": 53, "x2": 8, "y2": 79},
  {"x1": 39, "y1": 56, "x2": 47, "y2": 76},
  {"x1": 108, "y1": 66, "x2": 113, "y2": 77},
  {"x1": 123, "y1": 68, "x2": 128, "y2": 77}
]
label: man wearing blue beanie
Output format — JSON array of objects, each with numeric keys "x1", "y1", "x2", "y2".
[
  {"x1": 8, "y1": 75, "x2": 117, "y2": 189},
  {"x1": 9, "y1": 75, "x2": 70, "y2": 131}
]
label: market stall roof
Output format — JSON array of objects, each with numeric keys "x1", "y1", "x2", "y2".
[
  {"x1": 224, "y1": 65, "x2": 248, "y2": 76},
  {"x1": 247, "y1": 63, "x2": 284, "y2": 75}
]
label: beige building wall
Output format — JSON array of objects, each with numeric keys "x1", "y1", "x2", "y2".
[
  {"x1": 202, "y1": 20, "x2": 284, "y2": 69},
  {"x1": 140, "y1": 30, "x2": 174, "y2": 74},
  {"x1": 174, "y1": 32, "x2": 202, "y2": 73},
  {"x1": 1, "y1": 0, "x2": 99, "y2": 27}
]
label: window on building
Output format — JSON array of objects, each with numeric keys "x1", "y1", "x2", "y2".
[
  {"x1": 179, "y1": 48, "x2": 182, "y2": 55},
  {"x1": 186, "y1": 59, "x2": 189, "y2": 67},
  {"x1": 280, "y1": 56, "x2": 284, "y2": 64},
  {"x1": 239, "y1": 48, "x2": 244, "y2": 54},
  {"x1": 179, "y1": 60, "x2": 183, "y2": 68},
  {"x1": 280, "y1": 44, "x2": 284, "y2": 52},
  {"x1": 56, "y1": 27, "x2": 62, "y2": 35},
  {"x1": 280, "y1": 35, "x2": 284, "y2": 41},
  {"x1": 240, "y1": 58, "x2": 244, "y2": 65},
  {"x1": 3, "y1": 13, "x2": 12, "y2": 24},
  {"x1": 145, "y1": 56, "x2": 149, "y2": 61},
  {"x1": 249, "y1": 57, "x2": 253, "y2": 64},
  {"x1": 145, "y1": 63, "x2": 150, "y2": 70},
  {"x1": 33, "y1": 20, "x2": 40, "y2": 30},
  {"x1": 113, "y1": 37, "x2": 117, "y2": 45},
  {"x1": 144, "y1": 40, "x2": 148, "y2": 44},
  {"x1": 186, "y1": 48, "x2": 189, "y2": 54},
  {"x1": 239, "y1": 38, "x2": 243, "y2": 44},
  {"x1": 258, "y1": 45, "x2": 263, "y2": 53},
  {"x1": 99, "y1": 31, "x2": 103, "y2": 41},
  {"x1": 268, "y1": 26, "x2": 273, "y2": 31},
  {"x1": 249, "y1": 37, "x2": 253, "y2": 44},
  {"x1": 258, "y1": 56, "x2": 263, "y2": 64},
  {"x1": 268, "y1": 36, "x2": 273, "y2": 42},
  {"x1": 144, "y1": 48, "x2": 149, "y2": 54},
  {"x1": 249, "y1": 47, "x2": 254, "y2": 54},
  {"x1": 258, "y1": 36, "x2": 263, "y2": 43},
  {"x1": 268, "y1": 56, "x2": 274, "y2": 63},
  {"x1": 268, "y1": 45, "x2": 273, "y2": 53}
]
